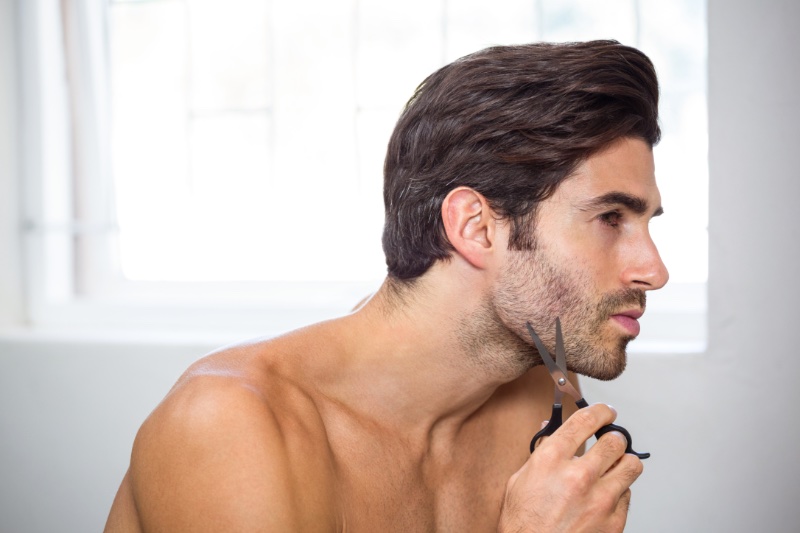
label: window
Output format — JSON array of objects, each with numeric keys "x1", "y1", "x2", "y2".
[{"x1": 20, "y1": 0, "x2": 707, "y2": 348}]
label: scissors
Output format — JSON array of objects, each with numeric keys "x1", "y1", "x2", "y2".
[{"x1": 526, "y1": 318, "x2": 650, "y2": 459}]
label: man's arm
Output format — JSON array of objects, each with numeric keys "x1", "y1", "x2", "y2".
[
  {"x1": 498, "y1": 403, "x2": 643, "y2": 533},
  {"x1": 115, "y1": 376, "x2": 339, "y2": 532}
]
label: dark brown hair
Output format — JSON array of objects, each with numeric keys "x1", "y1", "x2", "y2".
[{"x1": 381, "y1": 40, "x2": 660, "y2": 281}]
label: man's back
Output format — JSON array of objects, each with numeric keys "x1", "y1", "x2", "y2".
[{"x1": 105, "y1": 315, "x2": 561, "y2": 532}]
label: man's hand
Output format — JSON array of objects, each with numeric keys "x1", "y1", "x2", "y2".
[{"x1": 498, "y1": 404, "x2": 643, "y2": 533}]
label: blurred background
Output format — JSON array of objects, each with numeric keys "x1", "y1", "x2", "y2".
[{"x1": 1, "y1": 0, "x2": 798, "y2": 531}]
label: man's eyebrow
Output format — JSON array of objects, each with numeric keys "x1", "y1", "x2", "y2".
[{"x1": 578, "y1": 191, "x2": 664, "y2": 217}]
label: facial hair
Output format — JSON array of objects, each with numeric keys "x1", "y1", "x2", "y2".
[{"x1": 491, "y1": 242, "x2": 646, "y2": 381}]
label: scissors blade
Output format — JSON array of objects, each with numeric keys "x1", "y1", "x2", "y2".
[
  {"x1": 556, "y1": 317, "x2": 566, "y2": 371},
  {"x1": 526, "y1": 320, "x2": 582, "y2": 402},
  {"x1": 525, "y1": 321, "x2": 560, "y2": 377}
]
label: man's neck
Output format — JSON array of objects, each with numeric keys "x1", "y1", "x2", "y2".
[{"x1": 320, "y1": 263, "x2": 534, "y2": 450}]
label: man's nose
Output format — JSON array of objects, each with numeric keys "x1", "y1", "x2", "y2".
[{"x1": 620, "y1": 232, "x2": 669, "y2": 290}]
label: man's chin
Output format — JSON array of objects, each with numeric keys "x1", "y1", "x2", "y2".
[
  {"x1": 570, "y1": 336, "x2": 632, "y2": 381},
  {"x1": 585, "y1": 362, "x2": 627, "y2": 381}
]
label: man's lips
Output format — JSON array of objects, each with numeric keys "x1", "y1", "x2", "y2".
[{"x1": 610, "y1": 309, "x2": 644, "y2": 336}]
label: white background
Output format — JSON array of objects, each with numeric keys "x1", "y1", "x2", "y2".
[{"x1": 1, "y1": 1, "x2": 799, "y2": 532}]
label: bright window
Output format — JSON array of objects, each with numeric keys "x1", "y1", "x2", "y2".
[{"x1": 21, "y1": 0, "x2": 707, "y2": 347}]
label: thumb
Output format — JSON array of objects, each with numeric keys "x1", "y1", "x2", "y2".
[{"x1": 530, "y1": 420, "x2": 550, "y2": 452}]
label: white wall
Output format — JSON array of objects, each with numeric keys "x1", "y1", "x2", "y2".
[
  {"x1": 0, "y1": 0, "x2": 23, "y2": 327},
  {"x1": 1, "y1": 1, "x2": 799, "y2": 531},
  {"x1": 0, "y1": 337, "x2": 210, "y2": 532}
]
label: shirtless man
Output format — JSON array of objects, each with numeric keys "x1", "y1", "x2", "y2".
[{"x1": 105, "y1": 40, "x2": 668, "y2": 532}]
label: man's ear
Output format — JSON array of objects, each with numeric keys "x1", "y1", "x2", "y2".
[{"x1": 441, "y1": 187, "x2": 497, "y2": 270}]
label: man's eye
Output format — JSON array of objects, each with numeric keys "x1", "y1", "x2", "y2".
[{"x1": 600, "y1": 211, "x2": 622, "y2": 227}]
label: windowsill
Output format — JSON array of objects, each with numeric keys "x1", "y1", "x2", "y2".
[
  {"x1": 0, "y1": 322, "x2": 707, "y2": 357},
  {"x1": 2, "y1": 281, "x2": 707, "y2": 355},
  {"x1": 0, "y1": 324, "x2": 275, "y2": 349}
]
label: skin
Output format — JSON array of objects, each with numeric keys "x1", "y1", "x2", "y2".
[{"x1": 104, "y1": 136, "x2": 668, "y2": 532}]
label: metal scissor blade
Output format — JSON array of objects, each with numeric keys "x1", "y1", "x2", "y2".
[
  {"x1": 556, "y1": 317, "x2": 566, "y2": 371},
  {"x1": 526, "y1": 321, "x2": 560, "y2": 377},
  {"x1": 526, "y1": 321, "x2": 564, "y2": 406},
  {"x1": 526, "y1": 320, "x2": 582, "y2": 402}
]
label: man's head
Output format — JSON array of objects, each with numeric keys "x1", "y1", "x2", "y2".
[
  {"x1": 381, "y1": 40, "x2": 660, "y2": 282},
  {"x1": 492, "y1": 136, "x2": 668, "y2": 379}
]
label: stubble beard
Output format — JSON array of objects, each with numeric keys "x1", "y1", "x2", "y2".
[{"x1": 489, "y1": 245, "x2": 646, "y2": 381}]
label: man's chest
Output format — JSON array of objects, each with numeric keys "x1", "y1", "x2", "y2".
[
  {"x1": 317, "y1": 370, "x2": 556, "y2": 531},
  {"x1": 337, "y1": 459, "x2": 512, "y2": 532},
  {"x1": 332, "y1": 423, "x2": 531, "y2": 532}
]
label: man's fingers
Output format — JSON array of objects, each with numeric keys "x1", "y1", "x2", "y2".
[
  {"x1": 595, "y1": 461, "x2": 639, "y2": 533},
  {"x1": 611, "y1": 488, "x2": 633, "y2": 531},
  {"x1": 602, "y1": 452, "x2": 645, "y2": 491},
  {"x1": 618, "y1": 488, "x2": 632, "y2": 514},
  {"x1": 584, "y1": 430, "x2": 629, "y2": 475},
  {"x1": 544, "y1": 404, "x2": 617, "y2": 458}
]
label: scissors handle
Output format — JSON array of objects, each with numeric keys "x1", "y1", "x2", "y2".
[
  {"x1": 530, "y1": 404, "x2": 562, "y2": 453},
  {"x1": 530, "y1": 400, "x2": 650, "y2": 459},
  {"x1": 575, "y1": 398, "x2": 650, "y2": 460}
]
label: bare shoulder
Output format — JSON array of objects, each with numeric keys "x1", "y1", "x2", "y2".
[{"x1": 126, "y1": 337, "x2": 342, "y2": 532}]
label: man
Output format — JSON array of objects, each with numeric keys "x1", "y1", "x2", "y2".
[{"x1": 105, "y1": 40, "x2": 668, "y2": 532}]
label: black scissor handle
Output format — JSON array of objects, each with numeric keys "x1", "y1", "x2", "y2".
[
  {"x1": 594, "y1": 422, "x2": 650, "y2": 459},
  {"x1": 530, "y1": 404, "x2": 562, "y2": 453},
  {"x1": 531, "y1": 400, "x2": 650, "y2": 459},
  {"x1": 575, "y1": 398, "x2": 650, "y2": 460}
]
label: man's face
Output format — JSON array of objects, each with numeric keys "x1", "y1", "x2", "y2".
[{"x1": 493, "y1": 137, "x2": 669, "y2": 380}]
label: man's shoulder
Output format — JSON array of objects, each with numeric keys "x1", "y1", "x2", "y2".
[
  {"x1": 134, "y1": 331, "x2": 337, "y2": 472},
  {"x1": 128, "y1": 335, "x2": 342, "y2": 531},
  {"x1": 145, "y1": 335, "x2": 319, "y2": 439}
]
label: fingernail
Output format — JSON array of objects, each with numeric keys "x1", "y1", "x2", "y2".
[
  {"x1": 541, "y1": 420, "x2": 549, "y2": 429},
  {"x1": 606, "y1": 404, "x2": 617, "y2": 416},
  {"x1": 610, "y1": 431, "x2": 627, "y2": 444}
]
